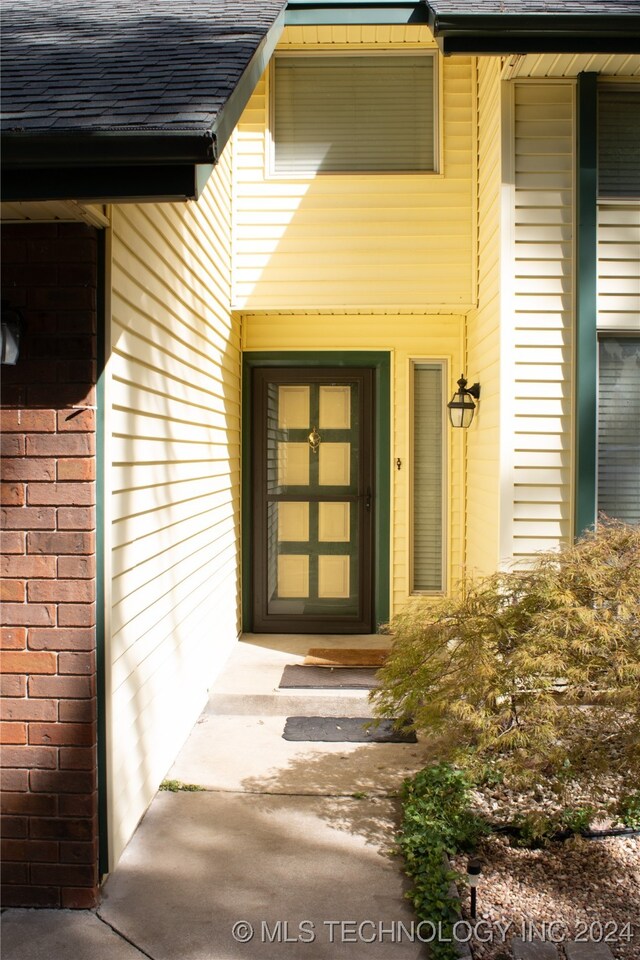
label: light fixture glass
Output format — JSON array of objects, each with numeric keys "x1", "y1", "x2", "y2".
[{"x1": 447, "y1": 375, "x2": 480, "y2": 428}]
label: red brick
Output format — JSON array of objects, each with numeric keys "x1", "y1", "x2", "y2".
[
  {"x1": 61, "y1": 886, "x2": 98, "y2": 908},
  {"x1": 30, "y1": 286, "x2": 95, "y2": 312},
  {"x1": 0, "y1": 675, "x2": 26, "y2": 697},
  {"x1": 58, "y1": 699, "x2": 96, "y2": 723},
  {"x1": 0, "y1": 531, "x2": 25, "y2": 554},
  {"x1": 31, "y1": 862, "x2": 97, "y2": 886},
  {"x1": 29, "y1": 384, "x2": 95, "y2": 407},
  {"x1": 58, "y1": 796, "x2": 96, "y2": 818},
  {"x1": 57, "y1": 507, "x2": 95, "y2": 530},
  {"x1": 57, "y1": 458, "x2": 95, "y2": 481},
  {"x1": 0, "y1": 506, "x2": 55, "y2": 529},
  {"x1": 0, "y1": 435, "x2": 25, "y2": 457},
  {"x1": 1, "y1": 459, "x2": 56, "y2": 482},
  {"x1": 27, "y1": 483, "x2": 95, "y2": 506},
  {"x1": 31, "y1": 813, "x2": 96, "y2": 843},
  {"x1": 0, "y1": 627, "x2": 26, "y2": 650},
  {"x1": 27, "y1": 531, "x2": 95, "y2": 555},
  {"x1": 2, "y1": 744, "x2": 57, "y2": 769},
  {"x1": 1, "y1": 816, "x2": 28, "y2": 838},
  {"x1": 57, "y1": 556, "x2": 95, "y2": 579},
  {"x1": 1, "y1": 769, "x2": 29, "y2": 791},
  {"x1": 2, "y1": 839, "x2": 59, "y2": 862},
  {"x1": 25, "y1": 433, "x2": 94, "y2": 457},
  {"x1": 30, "y1": 770, "x2": 96, "y2": 795},
  {"x1": 0, "y1": 884, "x2": 60, "y2": 907},
  {"x1": 58, "y1": 652, "x2": 95, "y2": 675},
  {"x1": 1, "y1": 603, "x2": 55, "y2": 627},
  {"x1": 1, "y1": 580, "x2": 26, "y2": 602},
  {"x1": 1, "y1": 794, "x2": 57, "y2": 816},
  {"x1": 1, "y1": 699, "x2": 57, "y2": 722},
  {"x1": 29, "y1": 675, "x2": 93, "y2": 699},
  {"x1": 59, "y1": 839, "x2": 98, "y2": 863},
  {"x1": 0, "y1": 863, "x2": 30, "y2": 885},
  {"x1": 57, "y1": 262, "x2": 98, "y2": 287},
  {"x1": 29, "y1": 628, "x2": 95, "y2": 652},
  {"x1": 29, "y1": 722, "x2": 96, "y2": 747},
  {"x1": 1, "y1": 722, "x2": 27, "y2": 745},
  {"x1": 1, "y1": 650, "x2": 57, "y2": 673},
  {"x1": 0, "y1": 410, "x2": 56, "y2": 432},
  {"x1": 28, "y1": 580, "x2": 95, "y2": 603},
  {"x1": 57, "y1": 604, "x2": 96, "y2": 627},
  {"x1": 57, "y1": 409, "x2": 95, "y2": 432},
  {"x1": 1, "y1": 555, "x2": 57, "y2": 579},
  {"x1": 1, "y1": 237, "x2": 27, "y2": 260},
  {"x1": 0, "y1": 483, "x2": 25, "y2": 506},
  {"x1": 59, "y1": 746, "x2": 97, "y2": 770}
]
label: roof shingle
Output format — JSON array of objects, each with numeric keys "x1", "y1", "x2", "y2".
[{"x1": 1, "y1": 0, "x2": 286, "y2": 134}]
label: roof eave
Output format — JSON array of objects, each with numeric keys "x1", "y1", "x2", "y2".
[
  {"x1": 1, "y1": 5, "x2": 285, "y2": 203},
  {"x1": 426, "y1": 10, "x2": 640, "y2": 55}
]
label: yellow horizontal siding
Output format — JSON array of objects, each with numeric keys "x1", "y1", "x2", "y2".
[
  {"x1": 502, "y1": 81, "x2": 575, "y2": 563},
  {"x1": 465, "y1": 57, "x2": 502, "y2": 576},
  {"x1": 108, "y1": 149, "x2": 239, "y2": 868},
  {"x1": 243, "y1": 311, "x2": 464, "y2": 612},
  {"x1": 233, "y1": 26, "x2": 474, "y2": 311}
]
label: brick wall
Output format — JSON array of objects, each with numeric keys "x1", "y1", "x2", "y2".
[{"x1": 1, "y1": 223, "x2": 100, "y2": 908}]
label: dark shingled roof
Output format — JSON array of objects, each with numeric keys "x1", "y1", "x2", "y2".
[{"x1": 1, "y1": 0, "x2": 286, "y2": 134}]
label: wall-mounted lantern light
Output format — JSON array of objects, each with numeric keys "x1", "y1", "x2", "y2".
[
  {"x1": 1, "y1": 302, "x2": 24, "y2": 365},
  {"x1": 447, "y1": 374, "x2": 480, "y2": 428}
]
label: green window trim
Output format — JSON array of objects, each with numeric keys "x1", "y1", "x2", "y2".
[
  {"x1": 242, "y1": 351, "x2": 391, "y2": 631},
  {"x1": 574, "y1": 72, "x2": 599, "y2": 537}
]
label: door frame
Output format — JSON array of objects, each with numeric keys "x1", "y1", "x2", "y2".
[{"x1": 242, "y1": 351, "x2": 391, "y2": 633}]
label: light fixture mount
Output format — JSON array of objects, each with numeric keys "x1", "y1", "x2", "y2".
[{"x1": 447, "y1": 374, "x2": 481, "y2": 428}]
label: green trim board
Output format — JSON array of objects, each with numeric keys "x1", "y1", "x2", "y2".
[
  {"x1": 242, "y1": 351, "x2": 391, "y2": 632},
  {"x1": 285, "y1": 2, "x2": 429, "y2": 25},
  {"x1": 95, "y1": 230, "x2": 109, "y2": 876},
  {"x1": 575, "y1": 72, "x2": 598, "y2": 537}
]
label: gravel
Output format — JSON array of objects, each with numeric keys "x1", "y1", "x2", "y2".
[{"x1": 451, "y1": 833, "x2": 640, "y2": 960}]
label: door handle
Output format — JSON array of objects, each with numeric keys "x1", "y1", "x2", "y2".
[{"x1": 365, "y1": 488, "x2": 372, "y2": 511}]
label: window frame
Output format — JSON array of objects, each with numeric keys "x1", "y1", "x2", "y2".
[
  {"x1": 409, "y1": 358, "x2": 448, "y2": 596},
  {"x1": 267, "y1": 48, "x2": 440, "y2": 180}
]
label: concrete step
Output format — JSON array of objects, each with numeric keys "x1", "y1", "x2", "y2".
[
  {"x1": 206, "y1": 688, "x2": 375, "y2": 717},
  {"x1": 206, "y1": 633, "x2": 391, "y2": 717}
]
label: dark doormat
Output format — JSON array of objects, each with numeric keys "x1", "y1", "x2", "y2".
[
  {"x1": 279, "y1": 665, "x2": 380, "y2": 689},
  {"x1": 282, "y1": 717, "x2": 417, "y2": 743},
  {"x1": 305, "y1": 648, "x2": 389, "y2": 667}
]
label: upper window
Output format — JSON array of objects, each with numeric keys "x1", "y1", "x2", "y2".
[
  {"x1": 598, "y1": 86, "x2": 640, "y2": 197},
  {"x1": 271, "y1": 53, "x2": 436, "y2": 177}
]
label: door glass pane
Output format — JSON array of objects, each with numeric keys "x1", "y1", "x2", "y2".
[
  {"x1": 319, "y1": 385, "x2": 351, "y2": 428},
  {"x1": 264, "y1": 377, "x2": 361, "y2": 617},
  {"x1": 319, "y1": 442, "x2": 351, "y2": 486}
]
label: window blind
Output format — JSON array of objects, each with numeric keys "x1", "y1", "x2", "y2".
[
  {"x1": 598, "y1": 87, "x2": 640, "y2": 197},
  {"x1": 273, "y1": 54, "x2": 435, "y2": 176},
  {"x1": 412, "y1": 364, "x2": 443, "y2": 592},
  {"x1": 597, "y1": 337, "x2": 640, "y2": 525}
]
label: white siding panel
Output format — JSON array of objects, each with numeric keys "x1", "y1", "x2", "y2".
[
  {"x1": 108, "y1": 150, "x2": 239, "y2": 868},
  {"x1": 502, "y1": 82, "x2": 575, "y2": 563}
]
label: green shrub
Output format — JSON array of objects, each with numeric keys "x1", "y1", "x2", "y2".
[
  {"x1": 371, "y1": 521, "x2": 640, "y2": 807},
  {"x1": 616, "y1": 791, "x2": 640, "y2": 829},
  {"x1": 399, "y1": 764, "x2": 486, "y2": 960}
]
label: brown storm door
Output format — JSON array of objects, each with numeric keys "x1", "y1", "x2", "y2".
[{"x1": 252, "y1": 368, "x2": 374, "y2": 633}]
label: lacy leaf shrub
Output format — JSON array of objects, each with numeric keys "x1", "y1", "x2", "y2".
[{"x1": 372, "y1": 521, "x2": 640, "y2": 805}]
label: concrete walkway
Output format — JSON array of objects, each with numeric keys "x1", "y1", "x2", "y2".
[{"x1": 2, "y1": 635, "x2": 432, "y2": 960}]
